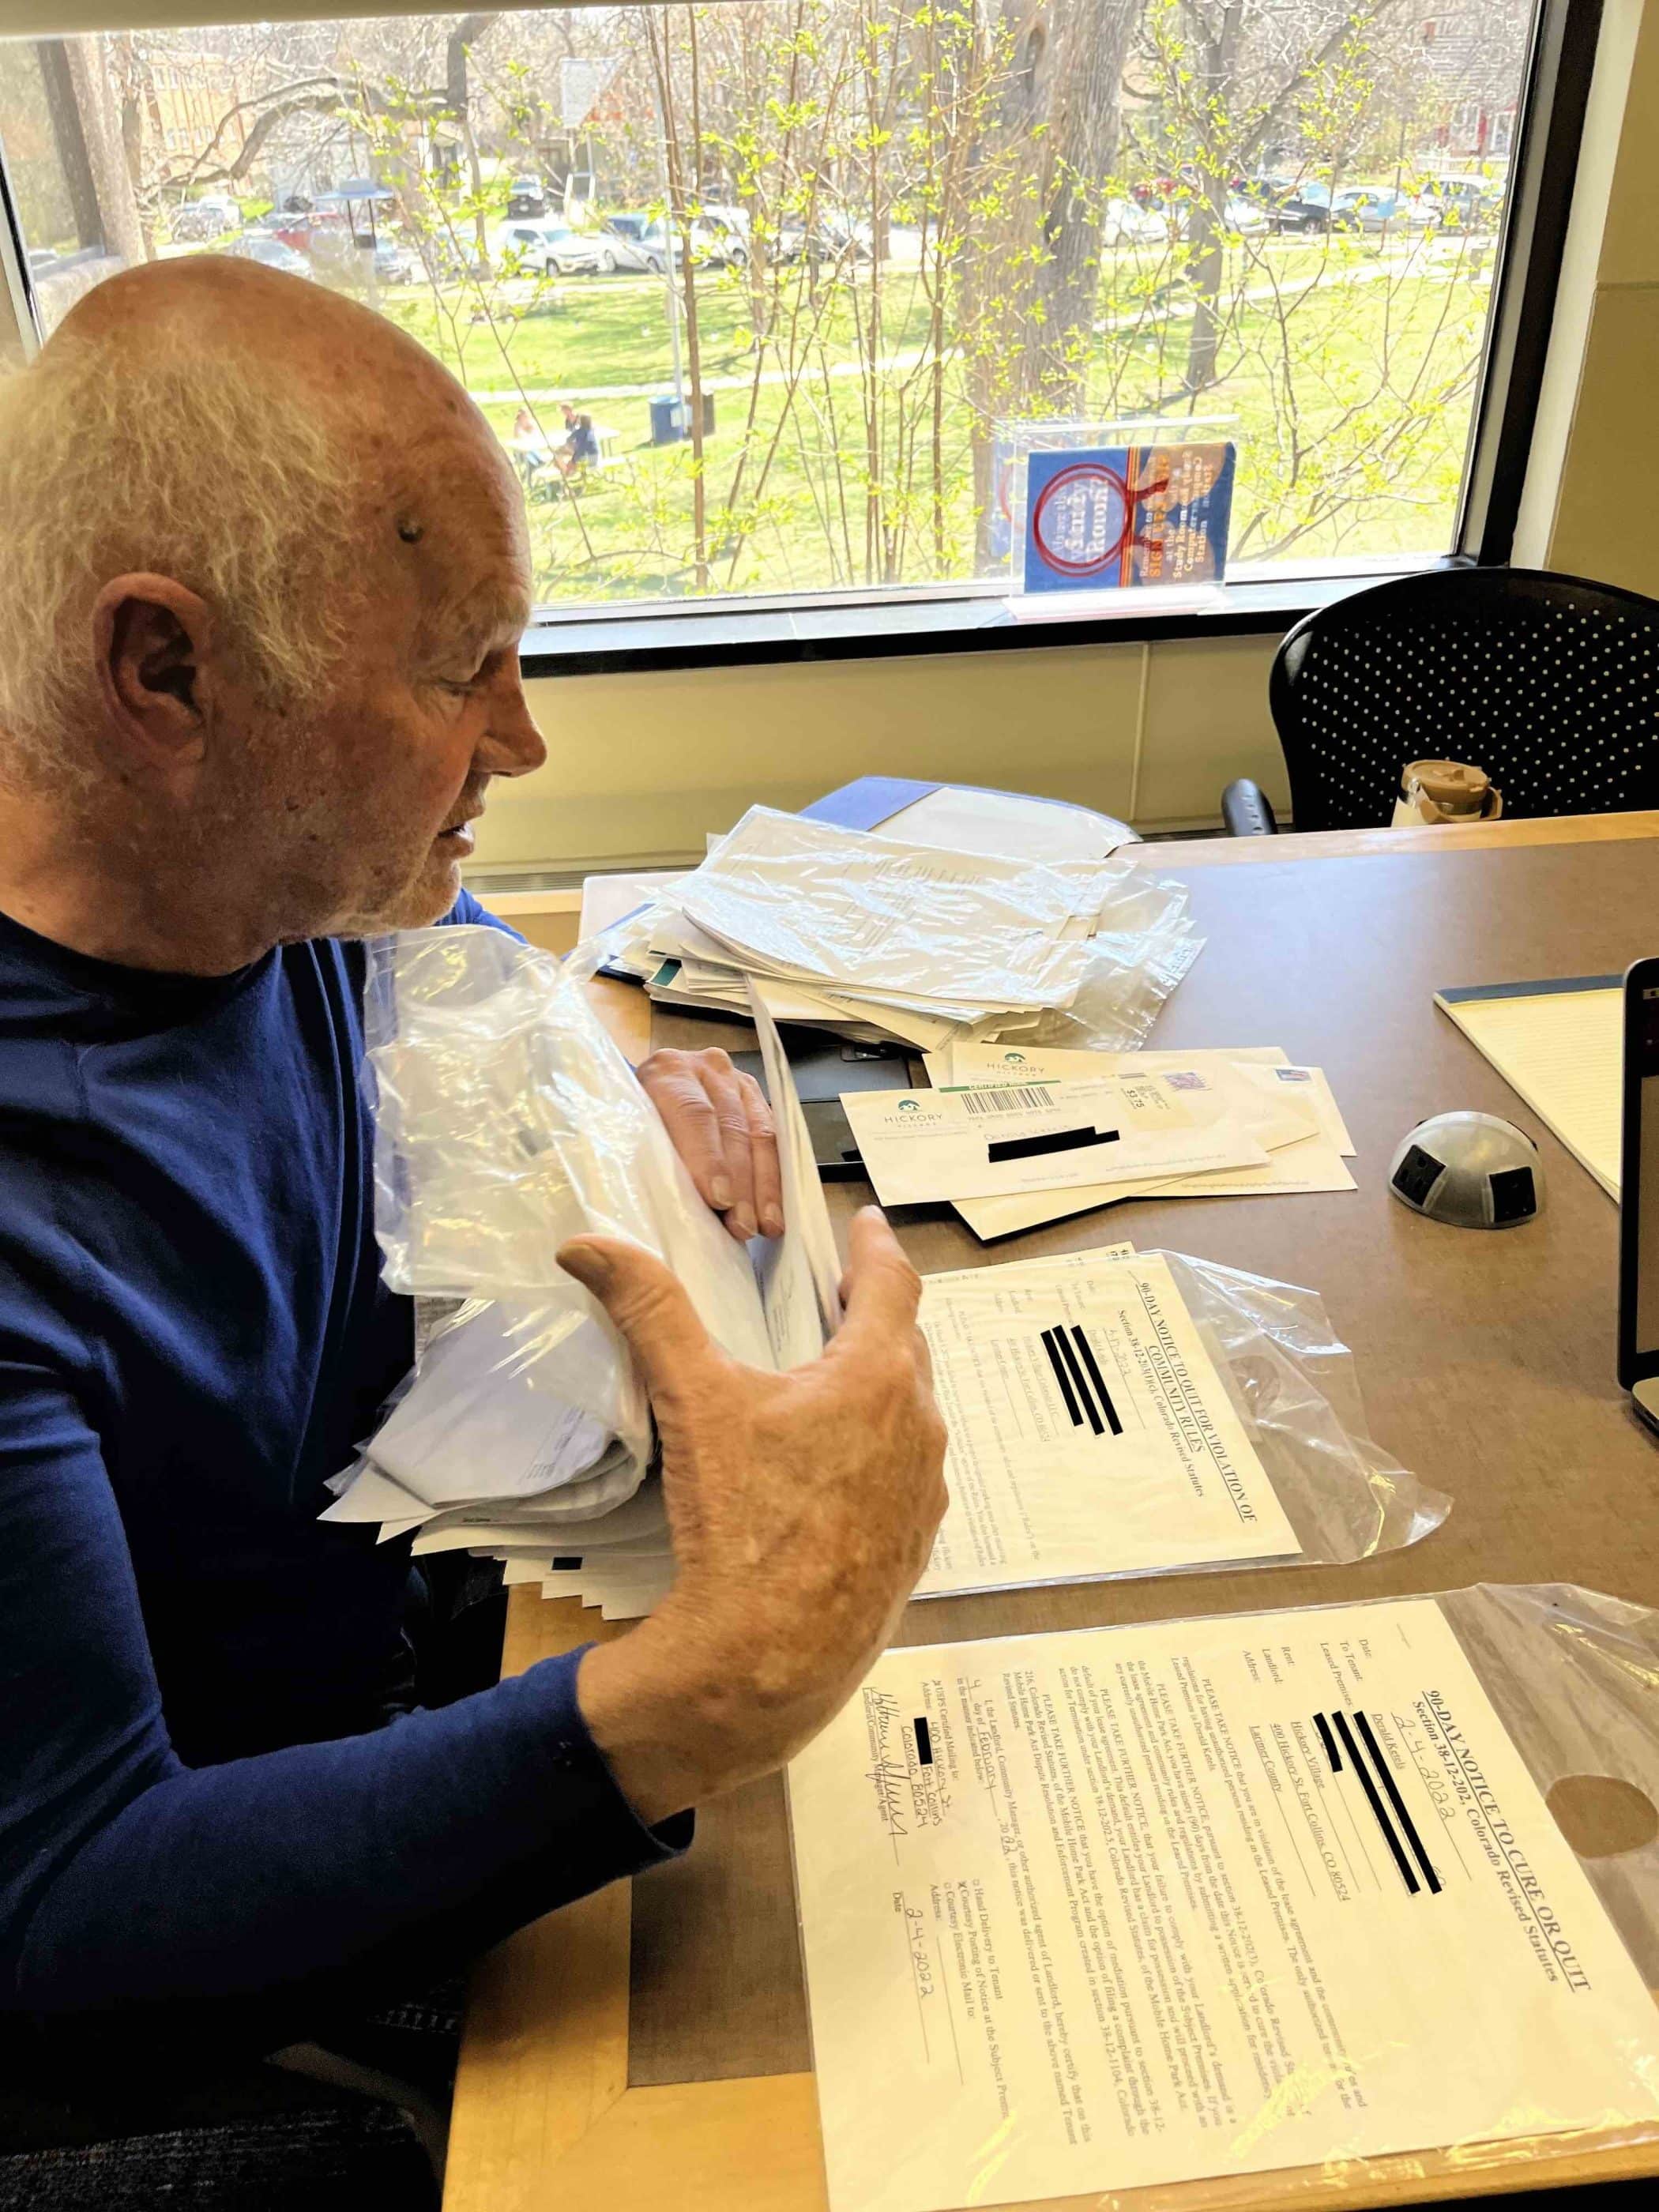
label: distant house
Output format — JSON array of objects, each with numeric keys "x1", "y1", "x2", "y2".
[
  {"x1": 146, "y1": 51, "x2": 252, "y2": 168},
  {"x1": 1415, "y1": 2, "x2": 1531, "y2": 164}
]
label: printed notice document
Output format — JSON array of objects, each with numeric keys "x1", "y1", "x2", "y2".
[
  {"x1": 915, "y1": 1251, "x2": 1300, "y2": 1593},
  {"x1": 788, "y1": 1598, "x2": 1659, "y2": 2212}
]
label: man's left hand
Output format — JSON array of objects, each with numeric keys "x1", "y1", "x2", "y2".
[{"x1": 638, "y1": 1047, "x2": 784, "y2": 1243}]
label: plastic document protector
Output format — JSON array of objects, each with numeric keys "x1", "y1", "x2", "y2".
[
  {"x1": 915, "y1": 1250, "x2": 1301, "y2": 1593},
  {"x1": 910, "y1": 1244, "x2": 1439, "y2": 1593},
  {"x1": 788, "y1": 1585, "x2": 1659, "y2": 2212}
]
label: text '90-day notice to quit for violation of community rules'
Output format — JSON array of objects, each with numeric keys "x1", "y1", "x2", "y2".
[{"x1": 788, "y1": 1598, "x2": 1659, "y2": 2212}]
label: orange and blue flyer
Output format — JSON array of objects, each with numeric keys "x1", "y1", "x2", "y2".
[{"x1": 1021, "y1": 441, "x2": 1236, "y2": 592}]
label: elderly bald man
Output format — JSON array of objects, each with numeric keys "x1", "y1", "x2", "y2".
[{"x1": 0, "y1": 260, "x2": 946, "y2": 2104}]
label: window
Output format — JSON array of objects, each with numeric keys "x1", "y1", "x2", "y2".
[{"x1": 0, "y1": 2, "x2": 1573, "y2": 639}]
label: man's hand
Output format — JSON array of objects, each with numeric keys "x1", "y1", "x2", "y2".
[
  {"x1": 637, "y1": 1046, "x2": 783, "y2": 1244},
  {"x1": 563, "y1": 1208, "x2": 948, "y2": 1824}
]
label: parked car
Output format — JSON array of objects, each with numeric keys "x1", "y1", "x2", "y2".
[
  {"x1": 635, "y1": 217, "x2": 748, "y2": 272},
  {"x1": 225, "y1": 234, "x2": 313, "y2": 279},
  {"x1": 171, "y1": 195, "x2": 243, "y2": 243},
  {"x1": 506, "y1": 174, "x2": 550, "y2": 220},
  {"x1": 1240, "y1": 175, "x2": 1333, "y2": 232},
  {"x1": 1276, "y1": 181, "x2": 1334, "y2": 232},
  {"x1": 699, "y1": 203, "x2": 751, "y2": 246},
  {"x1": 1330, "y1": 186, "x2": 1402, "y2": 233},
  {"x1": 1221, "y1": 194, "x2": 1272, "y2": 235},
  {"x1": 599, "y1": 217, "x2": 657, "y2": 273},
  {"x1": 373, "y1": 239, "x2": 418, "y2": 284},
  {"x1": 1410, "y1": 174, "x2": 1503, "y2": 231},
  {"x1": 493, "y1": 220, "x2": 605, "y2": 276},
  {"x1": 772, "y1": 215, "x2": 872, "y2": 266},
  {"x1": 1100, "y1": 196, "x2": 1170, "y2": 246}
]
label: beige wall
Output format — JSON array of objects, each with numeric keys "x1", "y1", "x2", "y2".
[
  {"x1": 1517, "y1": 0, "x2": 1659, "y2": 595},
  {"x1": 495, "y1": 634, "x2": 1285, "y2": 875}
]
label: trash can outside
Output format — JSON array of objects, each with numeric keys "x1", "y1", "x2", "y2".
[{"x1": 649, "y1": 393, "x2": 717, "y2": 446}]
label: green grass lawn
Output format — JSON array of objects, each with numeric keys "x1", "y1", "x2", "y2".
[{"x1": 371, "y1": 228, "x2": 1492, "y2": 605}]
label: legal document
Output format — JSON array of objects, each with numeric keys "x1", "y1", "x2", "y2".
[
  {"x1": 789, "y1": 1597, "x2": 1659, "y2": 2212},
  {"x1": 842, "y1": 1075, "x2": 1268, "y2": 1206},
  {"x1": 914, "y1": 1249, "x2": 1301, "y2": 1593}
]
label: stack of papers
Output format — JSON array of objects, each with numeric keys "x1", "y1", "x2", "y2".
[
  {"x1": 322, "y1": 980, "x2": 840, "y2": 1592},
  {"x1": 905, "y1": 1041, "x2": 1355, "y2": 1236},
  {"x1": 526, "y1": 1240, "x2": 1311, "y2": 1627},
  {"x1": 597, "y1": 804, "x2": 1202, "y2": 1054}
]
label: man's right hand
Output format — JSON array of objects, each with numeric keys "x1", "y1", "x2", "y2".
[{"x1": 562, "y1": 1207, "x2": 948, "y2": 1826}]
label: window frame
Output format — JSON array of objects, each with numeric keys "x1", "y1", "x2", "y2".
[{"x1": 0, "y1": 0, "x2": 1601, "y2": 677}]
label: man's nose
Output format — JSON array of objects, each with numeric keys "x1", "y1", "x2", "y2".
[{"x1": 479, "y1": 663, "x2": 547, "y2": 779}]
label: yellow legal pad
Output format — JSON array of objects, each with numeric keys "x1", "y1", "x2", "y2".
[{"x1": 1435, "y1": 974, "x2": 1623, "y2": 1198}]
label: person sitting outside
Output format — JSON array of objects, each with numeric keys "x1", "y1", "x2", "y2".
[
  {"x1": 507, "y1": 402, "x2": 551, "y2": 488},
  {"x1": 0, "y1": 258, "x2": 946, "y2": 2185},
  {"x1": 553, "y1": 398, "x2": 600, "y2": 480}
]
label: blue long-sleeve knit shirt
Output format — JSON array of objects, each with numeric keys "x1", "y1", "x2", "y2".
[{"x1": 0, "y1": 890, "x2": 685, "y2": 2071}]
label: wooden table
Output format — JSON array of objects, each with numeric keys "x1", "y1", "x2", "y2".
[{"x1": 446, "y1": 813, "x2": 1659, "y2": 2212}]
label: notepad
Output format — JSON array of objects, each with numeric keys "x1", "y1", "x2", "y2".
[{"x1": 1435, "y1": 974, "x2": 1622, "y2": 1198}]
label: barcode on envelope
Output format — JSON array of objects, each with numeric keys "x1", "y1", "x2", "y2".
[{"x1": 957, "y1": 1085, "x2": 1055, "y2": 1115}]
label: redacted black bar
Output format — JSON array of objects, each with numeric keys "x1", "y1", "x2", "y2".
[
  {"x1": 1314, "y1": 1711, "x2": 1341, "y2": 1773},
  {"x1": 1070, "y1": 1328, "x2": 1123, "y2": 1435},
  {"x1": 987, "y1": 1125, "x2": 1119, "y2": 1164},
  {"x1": 1334, "y1": 1710, "x2": 1420, "y2": 1894},
  {"x1": 1040, "y1": 1328, "x2": 1083, "y2": 1427},
  {"x1": 1051, "y1": 1327, "x2": 1104, "y2": 1435},
  {"x1": 912, "y1": 1717, "x2": 934, "y2": 1766},
  {"x1": 1354, "y1": 1710, "x2": 1441, "y2": 1893}
]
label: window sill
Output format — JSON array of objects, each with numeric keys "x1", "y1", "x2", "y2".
[{"x1": 519, "y1": 556, "x2": 1454, "y2": 679}]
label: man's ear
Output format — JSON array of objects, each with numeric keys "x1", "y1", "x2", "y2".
[{"x1": 91, "y1": 574, "x2": 215, "y2": 775}]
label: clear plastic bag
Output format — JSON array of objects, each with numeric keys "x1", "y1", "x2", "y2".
[
  {"x1": 679, "y1": 804, "x2": 1114, "y2": 1009},
  {"x1": 912, "y1": 1244, "x2": 1443, "y2": 1597},
  {"x1": 1157, "y1": 1247, "x2": 1448, "y2": 1565},
  {"x1": 787, "y1": 1581, "x2": 1659, "y2": 2212},
  {"x1": 359, "y1": 926, "x2": 777, "y2": 1497},
  {"x1": 1014, "y1": 914, "x2": 1205, "y2": 1050}
]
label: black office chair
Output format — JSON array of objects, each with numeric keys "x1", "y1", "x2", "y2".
[{"x1": 1221, "y1": 566, "x2": 1659, "y2": 835}]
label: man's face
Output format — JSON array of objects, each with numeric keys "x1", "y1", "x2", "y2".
[{"x1": 243, "y1": 418, "x2": 547, "y2": 939}]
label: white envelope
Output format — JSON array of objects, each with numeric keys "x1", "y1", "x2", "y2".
[
  {"x1": 935, "y1": 1046, "x2": 1357, "y2": 1238},
  {"x1": 841, "y1": 1073, "x2": 1268, "y2": 1205}
]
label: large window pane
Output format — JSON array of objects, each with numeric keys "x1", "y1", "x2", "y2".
[{"x1": 0, "y1": 3, "x2": 1537, "y2": 613}]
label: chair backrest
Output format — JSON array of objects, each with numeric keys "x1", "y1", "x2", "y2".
[{"x1": 1268, "y1": 567, "x2": 1659, "y2": 831}]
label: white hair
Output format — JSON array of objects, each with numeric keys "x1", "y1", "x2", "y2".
[{"x1": 0, "y1": 324, "x2": 365, "y2": 796}]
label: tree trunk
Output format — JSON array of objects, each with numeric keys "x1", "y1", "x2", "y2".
[
  {"x1": 1010, "y1": 0, "x2": 1138, "y2": 393},
  {"x1": 66, "y1": 37, "x2": 145, "y2": 265},
  {"x1": 966, "y1": 0, "x2": 1140, "y2": 559},
  {"x1": 446, "y1": 13, "x2": 495, "y2": 269},
  {"x1": 107, "y1": 35, "x2": 156, "y2": 259},
  {"x1": 1182, "y1": 4, "x2": 1243, "y2": 397}
]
